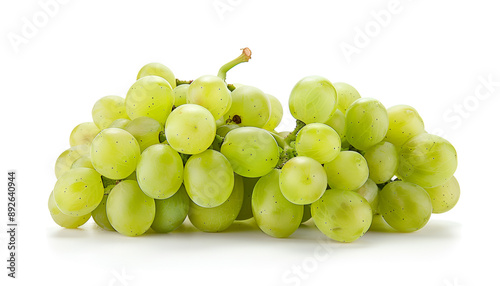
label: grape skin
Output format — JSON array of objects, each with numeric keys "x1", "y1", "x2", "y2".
[
  {"x1": 165, "y1": 104, "x2": 216, "y2": 155},
  {"x1": 312, "y1": 188, "x2": 372, "y2": 242},
  {"x1": 92, "y1": 95, "x2": 129, "y2": 130},
  {"x1": 262, "y1": 94, "x2": 283, "y2": 131},
  {"x1": 333, "y1": 82, "x2": 361, "y2": 114},
  {"x1": 295, "y1": 123, "x2": 341, "y2": 164},
  {"x1": 345, "y1": 98, "x2": 389, "y2": 150},
  {"x1": 53, "y1": 167, "x2": 104, "y2": 217},
  {"x1": 188, "y1": 174, "x2": 244, "y2": 232},
  {"x1": 106, "y1": 180, "x2": 156, "y2": 237},
  {"x1": 48, "y1": 191, "x2": 91, "y2": 229},
  {"x1": 187, "y1": 75, "x2": 232, "y2": 120},
  {"x1": 279, "y1": 156, "x2": 327, "y2": 205},
  {"x1": 398, "y1": 133, "x2": 458, "y2": 188},
  {"x1": 151, "y1": 185, "x2": 190, "y2": 233},
  {"x1": 363, "y1": 141, "x2": 398, "y2": 184},
  {"x1": 252, "y1": 169, "x2": 303, "y2": 238},
  {"x1": 54, "y1": 144, "x2": 89, "y2": 178},
  {"x1": 379, "y1": 181, "x2": 432, "y2": 233},
  {"x1": 69, "y1": 122, "x2": 100, "y2": 147},
  {"x1": 90, "y1": 128, "x2": 141, "y2": 180},
  {"x1": 137, "y1": 62, "x2": 176, "y2": 89},
  {"x1": 323, "y1": 151, "x2": 369, "y2": 191},
  {"x1": 289, "y1": 76, "x2": 337, "y2": 124},
  {"x1": 424, "y1": 176, "x2": 460, "y2": 214},
  {"x1": 184, "y1": 149, "x2": 234, "y2": 208},
  {"x1": 224, "y1": 85, "x2": 271, "y2": 128},
  {"x1": 220, "y1": 127, "x2": 280, "y2": 178}
]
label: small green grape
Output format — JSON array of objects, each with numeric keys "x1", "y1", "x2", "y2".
[
  {"x1": 69, "y1": 122, "x2": 100, "y2": 147},
  {"x1": 165, "y1": 104, "x2": 216, "y2": 155},
  {"x1": 295, "y1": 123, "x2": 341, "y2": 164},
  {"x1": 220, "y1": 127, "x2": 280, "y2": 178},
  {"x1": 324, "y1": 151, "x2": 369, "y2": 191},
  {"x1": 262, "y1": 94, "x2": 283, "y2": 131},
  {"x1": 91, "y1": 192, "x2": 114, "y2": 231},
  {"x1": 90, "y1": 128, "x2": 141, "y2": 180},
  {"x1": 345, "y1": 98, "x2": 389, "y2": 150},
  {"x1": 363, "y1": 141, "x2": 398, "y2": 184},
  {"x1": 53, "y1": 167, "x2": 104, "y2": 216},
  {"x1": 279, "y1": 156, "x2": 327, "y2": 205},
  {"x1": 353, "y1": 178, "x2": 379, "y2": 214},
  {"x1": 48, "y1": 191, "x2": 91, "y2": 229},
  {"x1": 385, "y1": 105, "x2": 426, "y2": 148},
  {"x1": 137, "y1": 62, "x2": 176, "y2": 89},
  {"x1": 424, "y1": 176, "x2": 460, "y2": 214},
  {"x1": 379, "y1": 181, "x2": 432, "y2": 232},
  {"x1": 54, "y1": 144, "x2": 89, "y2": 179},
  {"x1": 252, "y1": 170, "x2": 303, "y2": 238},
  {"x1": 236, "y1": 176, "x2": 259, "y2": 221},
  {"x1": 92, "y1": 95, "x2": 129, "y2": 130},
  {"x1": 173, "y1": 84, "x2": 189, "y2": 107},
  {"x1": 184, "y1": 149, "x2": 234, "y2": 208},
  {"x1": 398, "y1": 133, "x2": 457, "y2": 188},
  {"x1": 136, "y1": 144, "x2": 183, "y2": 199},
  {"x1": 289, "y1": 76, "x2": 337, "y2": 124},
  {"x1": 187, "y1": 75, "x2": 232, "y2": 119},
  {"x1": 224, "y1": 85, "x2": 271, "y2": 128},
  {"x1": 333, "y1": 82, "x2": 361, "y2": 114},
  {"x1": 124, "y1": 116, "x2": 164, "y2": 152},
  {"x1": 188, "y1": 174, "x2": 244, "y2": 232},
  {"x1": 126, "y1": 75, "x2": 174, "y2": 124},
  {"x1": 151, "y1": 185, "x2": 190, "y2": 233},
  {"x1": 312, "y1": 189, "x2": 372, "y2": 242},
  {"x1": 106, "y1": 180, "x2": 156, "y2": 236}
]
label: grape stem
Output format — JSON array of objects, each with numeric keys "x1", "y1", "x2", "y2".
[
  {"x1": 275, "y1": 120, "x2": 306, "y2": 168},
  {"x1": 217, "y1": 47, "x2": 252, "y2": 82}
]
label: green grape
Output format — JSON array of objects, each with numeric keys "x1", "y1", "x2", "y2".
[
  {"x1": 333, "y1": 82, "x2": 361, "y2": 114},
  {"x1": 262, "y1": 94, "x2": 283, "y2": 131},
  {"x1": 92, "y1": 95, "x2": 129, "y2": 130},
  {"x1": 71, "y1": 154, "x2": 94, "y2": 170},
  {"x1": 69, "y1": 122, "x2": 100, "y2": 147},
  {"x1": 125, "y1": 75, "x2": 174, "y2": 124},
  {"x1": 301, "y1": 204, "x2": 312, "y2": 223},
  {"x1": 108, "y1": 118, "x2": 131, "y2": 129},
  {"x1": 188, "y1": 174, "x2": 244, "y2": 232},
  {"x1": 137, "y1": 62, "x2": 176, "y2": 89},
  {"x1": 295, "y1": 123, "x2": 341, "y2": 164},
  {"x1": 289, "y1": 76, "x2": 337, "y2": 124},
  {"x1": 324, "y1": 151, "x2": 369, "y2": 191},
  {"x1": 136, "y1": 144, "x2": 183, "y2": 199},
  {"x1": 345, "y1": 98, "x2": 389, "y2": 150},
  {"x1": 224, "y1": 85, "x2": 271, "y2": 128},
  {"x1": 53, "y1": 167, "x2": 104, "y2": 216},
  {"x1": 91, "y1": 191, "x2": 114, "y2": 231},
  {"x1": 165, "y1": 104, "x2": 216, "y2": 155},
  {"x1": 187, "y1": 75, "x2": 231, "y2": 119},
  {"x1": 173, "y1": 84, "x2": 189, "y2": 107},
  {"x1": 236, "y1": 176, "x2": 259, "y2": 221},
  {"x1": 54, "y1": 144, "x2": 89, "y2": 178},
  {"x1": 252, "y1": 169, "x2": 303, "y2": 238},
  {"x1": 354, "y1": 178, "x2": 379, "y2": 214},
  {"x1": 398, "y1": 133, "x2": 458, "y2": 188},
  {"x1": 424, "y1": 176, "x2": 460, "y2": 214},
  {"x1": 151, "y1": 185, "x2": 190, "y2": 233},
  {"x1": 364, "y1": 141, "x2": 398, "y2": 184},
  {"x1": 279, "y1": 156, "x2": 327, "y2": 205},
  {"x1": 385, "y1": 105, "x2": 426, "y2": 148},
  {"x1": 124, "y1": 116, "x2": 164, "y2": 152},
  {"x1": 216, "y1": 124, "x2": 240, "y2": 137},
  {"x1": 379, "y1": 181, "x2": 432, "y2": 232},
  {"x1": 106, "y1": 180, "x2": 155, "y2": 236},
  {"x1": 184, "y1": 149, "x2": 234, "y2": 208},
  {"x1": 312, "y1": 189, "x2": 372, "y2": 242},
  {"x1": 324, "y1": 109, "x2": 346, "y2": 143},
  {"x1": 220, "y1": 127, "x2": 280, "y2": 178},
  {"x1": 369, "y1": 214, "x2": 396, "y2": 232},
  {"x1": 48, "y1": 191, "x2": 91, "y2": 228},
  {"x1": 90, "y1": 128, "x2": 141, "y2": 180}
]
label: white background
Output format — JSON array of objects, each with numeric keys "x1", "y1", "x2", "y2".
[{"x1": 1, "y1": 0, "x2": 499, "y2": 285}]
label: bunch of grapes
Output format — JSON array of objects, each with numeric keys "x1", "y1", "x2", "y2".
[{"x1": 48, "y1": 48, "x2": 459, "y2": 242}]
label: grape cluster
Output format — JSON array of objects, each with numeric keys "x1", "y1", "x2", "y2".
[{"x1": 48, "y1": 48, "x2": 459, "y2": 242}]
